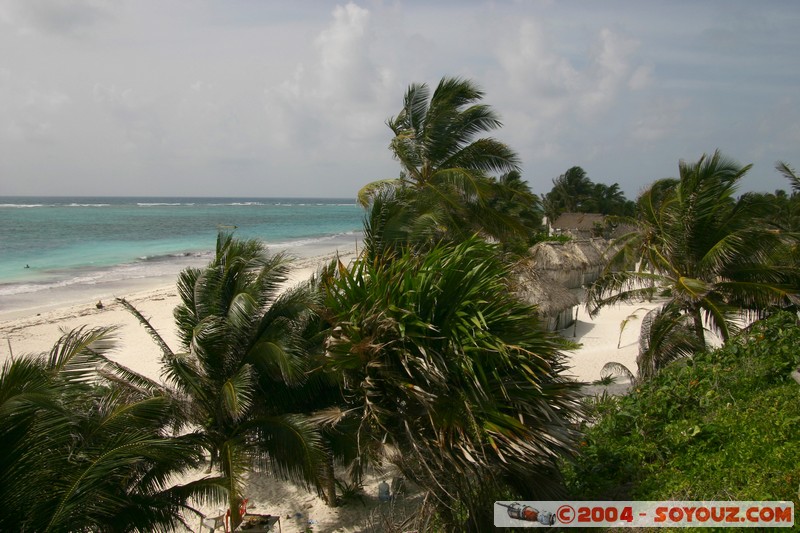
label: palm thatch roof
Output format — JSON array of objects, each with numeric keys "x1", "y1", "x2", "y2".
[
  {"x1": 528, "y1": 242, "x2": 580, "y2": 272},
  {"x1": 528, "y1": 239, "x2": 616, "y2": 290},
  {"x1": 511, "y1": 260, "x2": 580, "y2": 316},
  {"x1": 528, "y1": 240, "x2": 607, "y2": 272},
  {"x1": 573, "y1": 240, "x2": 604, "y2": 267}
]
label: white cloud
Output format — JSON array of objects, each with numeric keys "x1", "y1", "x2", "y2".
[
  {"x1": 90, "y1": 83, "x2": 165, "y2": 153},
  {"x1": 498, "y1": 20, "x2": 579, "y2": 112},
  {"x1": 0, "y1": 68, "x2": 71, "y2": 142},
  {"x1": 315, "y1": 3, "x2": 372, "y2": 100},
  {"x1": 579, "y1": 28, "x2": 639, "y2": 114},
  {"x1": 263, "y1": 3, "x2": 395, "y2": 156},
  {"x1": 24, "y1": 88, "x2": 70, "y2": 108},
  {"x1": 0, "y1": 1, "x2": 798, "y2": 197},
  {"x1": 498, "y1": 20, "x2": 642, "y2": 118},
  {"x1": 493, "y1": 18, "x2": 649, "y2": 181}
]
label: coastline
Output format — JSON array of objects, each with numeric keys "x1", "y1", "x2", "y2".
[
  {"x1": 0, "y1": 249, "x2": 356, "y2": 371},
  {"x1": 0, "y1": 239, "x2": 658, "y2": 393},
  {"x1": 0, "y1": 242, "x2": 659, "y2": 387},
  {"x1": 0, "y1": 232, "x2": 364, "y2": 319},
  {"x1": 0, "y1": 196, "x2": 364, "y2": 318}
]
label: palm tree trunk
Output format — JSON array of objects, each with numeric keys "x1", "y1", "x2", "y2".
[
  {"x1": 228, "y1": 491, "x2": 242, "y2": 531},
  {"x1": 322, "y1": 453, "x2": 338, "y2": 507},
  {"x1": 221, "y1": 443, "x2": 243, "y2": 530},
  {"x1": 691, "y1": 307, "x2": 706, "y2": 347}
]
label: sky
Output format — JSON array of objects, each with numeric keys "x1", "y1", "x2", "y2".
[{"x1": 1, "y1": 0, "x2": 799, "y2": 199}]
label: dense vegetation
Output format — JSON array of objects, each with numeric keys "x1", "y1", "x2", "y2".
[
  {"x1": 2, "y1": 75, "x2": 799, "y2": 532},
  {"x1": 588, "y1": 151, "x2": 799, "y2": 380},
  {"x1": 0, "y1": 328, "x2": 224, "y2": 532},
  {"x1": 565, "y1": 311, "x2": 800, "y2": 524},
  {"x1": 357, "y1": 77, "x2": 540, "y2": 255},
  {"x1": 308, "y1": 79, "x2": 582, "y2": 530},
  {"x1": 319, "y1": 237, "x2": 582, "y2": 531},
  {"x1": 543, "y1": 165, "x2": 636, "y2": 222}
]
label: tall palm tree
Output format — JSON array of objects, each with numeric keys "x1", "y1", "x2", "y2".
[
  {"x1": 358, "y1": 76, "x2": 532, "y2": 249},
  {"x1": 542, "y1": 166, "x2": 594, "y2": 222},
  {"x1": 588, "y1": 150, "x2": 799, "y2": 374},
  {"x1": 126, "y1": 233, "x2": 326, "y2": 528},
  {"x1": 0, "y1": 327, "x2": 224, "y2": 532},
  {"x1": 319, "y1": 237, "x2": 582, "y2": 531}
]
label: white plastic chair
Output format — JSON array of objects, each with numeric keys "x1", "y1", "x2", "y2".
[{"x1": 199, "y1": 511, "x2": 226, "y2": 532}]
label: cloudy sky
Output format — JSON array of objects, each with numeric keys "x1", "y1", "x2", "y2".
[{"x1": 1, "y1": 0, "x2": 799, "y2": 199}]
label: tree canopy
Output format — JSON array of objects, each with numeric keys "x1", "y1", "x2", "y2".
[
  {"x1": 320, "y1": 237, "x2": 582, "y2": 530},
  {"x1": 588, "y1": 150, "x2": 800, "y2": 379},
  {"x1": 0, "y1": 327, "x2": 224, "y2": 532},
  {"x1": 358, "y1": 76, "x2": 538, "y2": 252},
  {"x1": 543, "y1": 166, "x2": 635, "y2": 222}
]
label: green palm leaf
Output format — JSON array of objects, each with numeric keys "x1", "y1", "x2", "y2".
[
  {"x1": 322, "y1": 237, "x2": 582, "y2": 529},
  {"x1": 365, "y1": 76, "x2": 527, "y2": 254},
  {"x1": 588, "y1": 150, "x2": 800, "y2": 380},
  {"x1": 0, "y1": 328, "x2": 221, "y2": 533},
  {"x1": 126, "y1": 232, "x2": 326, "y2": 527}
]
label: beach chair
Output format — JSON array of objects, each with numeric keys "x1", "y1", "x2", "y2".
[
  {"x1": 199, "y1": 511, "x2": 226, "y2": 532},
  {"x1": 195, "y1": 500, "x2": 245, "y2": 531}
]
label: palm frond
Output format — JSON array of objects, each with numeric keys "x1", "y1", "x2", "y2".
[
  {"x1": 322, "y1": 237, "x2": 582, "y2": 527},
  {"x1": 46, "y1": 326, "x2": 117, "y2": 383},
  {"x1": 776, "y1": 160, "x2": 800, "y2": 193},
  {"x1": 220, "y1": 364, "x2": 255, "y2": 423},
  {"x1": 356, "y1": 178, "x2": 401, "y2": 207},
  {"x1": 117, "y1": 297, "x2": 175, "y2": 358},
  {"x1": 586, "y1": 270, "x2": 664, "y2": 316},
  {"x1": 636, "y1": 304, "x2": 703, "y2": 381},
  {"x1": 601, "y1": 361, "x2": 636, "y2": 384},
  {"x1": 439, "y1": 137, "x2": 520, "y2": 176},
  {"x1": 592, "y1": 149, "x2": 795, "y2": 362},
  {"x1": 248, "y1": 413, "x2": 326, "y2": 483}
]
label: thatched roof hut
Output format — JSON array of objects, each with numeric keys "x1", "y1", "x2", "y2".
[
  {"x1": 528, "y1": 240, "x2": 608, "y2": 289},
  {"x1": 512, "y1": 260, "x2": 580, "y2": 330},
  {"x1": 589, "y1": 236, "x2": 634, "y2": 272},
  {"x1": 573, "y1": 239, "x2": 603, "y2": 265},
  {"x1": 528, "y1": 241, "x2": 578, "y2": 271}
]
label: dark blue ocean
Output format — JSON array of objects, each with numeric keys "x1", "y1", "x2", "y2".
[{"x1": 0, "y1": 197, "x2": 364, "y2": 311}]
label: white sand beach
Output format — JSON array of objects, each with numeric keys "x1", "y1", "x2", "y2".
[{"x1": 0, "y1": 250, "x2": 662, "y2": 532}]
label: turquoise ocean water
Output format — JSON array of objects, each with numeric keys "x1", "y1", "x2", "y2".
[{"x1": 0, "y1": 197, "x2": 364, "y2": 312}]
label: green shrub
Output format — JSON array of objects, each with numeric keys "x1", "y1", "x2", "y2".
[{"x1": 565, "y1": 311, "x2": 800, "y2": 522}]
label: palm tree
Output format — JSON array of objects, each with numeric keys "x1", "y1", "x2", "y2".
[
  {"x1": 126, "y1": 233, "x2": 326, "y2": 528},
  {"x1": 319, "y1": 237, "x2": 582, "y2": 531},
  {"x1": 591, "y1": 182, "x2": 636, "y2": 216},
  {"x1": 543, "y1": 167, "x2": 634, "y2": 221},
  {"x1": 776, "y1": 160, "x2": 800, "y2": 193},
  {"x1": 588, "y1": 150, "x2": 799, "y2": 376},
  {"x1": 0, "y1": 327, "x2": 224, "y2": 532},
  {"x1": 487, "y1": 170, "x2": 544, "y2": 251},
  {"x1": 358, "y1": 76, "x2": 532, "y2": 249},
  {"x1": 542, "y1": 166, "x2": 594, "y2": 222},
  {"x1": 771, "y1": 162, "x2": 800, "y2": 233}
]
